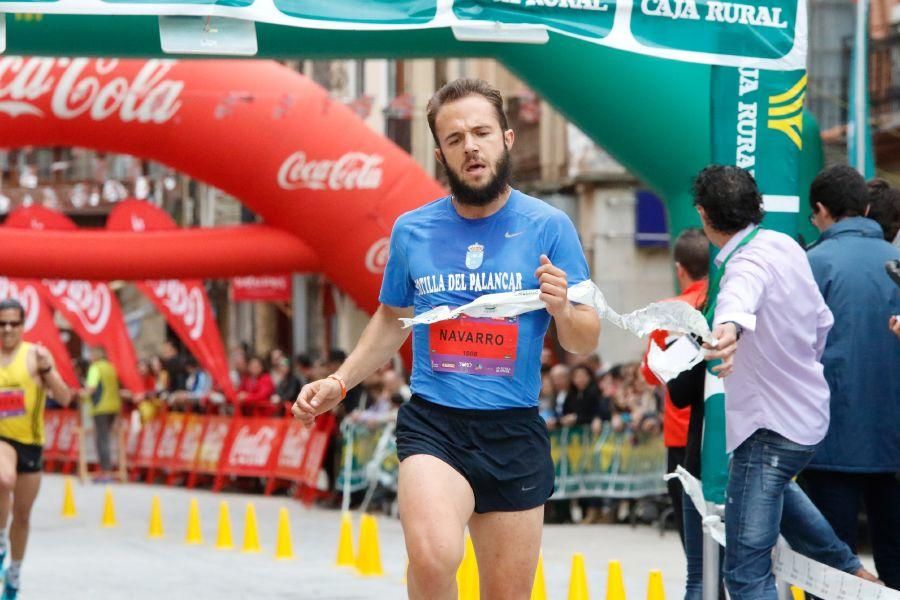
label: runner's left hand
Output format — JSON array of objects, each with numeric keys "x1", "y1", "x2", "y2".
[{"x1": 535, "y1": 255, "x2": 570, "y2": 319}]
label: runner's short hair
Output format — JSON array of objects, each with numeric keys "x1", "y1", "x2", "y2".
[
  {"x1": 426, "y1": 79, "x2": 509, "y2": 147},
  {"x1": 673, "y1": 228, "x2": 710, "y2": 281},
  {"x1": 0, "y1": 298, "x2": 25, "y2": 322}
]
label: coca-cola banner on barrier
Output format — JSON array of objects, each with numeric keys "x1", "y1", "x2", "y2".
[
  {"x1": 135, "y1": 416, "x2": 164, "y2": 469},
  {"x1": 194, "y1": 415, "x2": 232, "y2": 475},
  {"x1": 151, "y1": 412, "x2": 187, "y2": 475},
  {"x1": 232, "y1": 275, "x2": 292, "y2": 302},
  {"x1": 218, "y1": 417, "x2": 287, "y2": 479},
  {"x1": 0, "y1": 277, "x2": 79, "y2": 388},
  {"x1": 170, "y1": 414, "x2": 205, "y2": 477},
  {"x1": 0, "y1": 58, "x2": 445, "y2": 313},
  {"x1": 107, "y1": 200, "x2": 236, "y2": 401},
  {"x1": 5, "y1": 207, "x2": 145, "y2": 393}
]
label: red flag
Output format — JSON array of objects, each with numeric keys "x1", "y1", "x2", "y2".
[
  {"x1": 5, "y1": 206, "x2": 145, "y2": 394},
  {"x1": 107, "y1": 200, "x2": 236, "y2": 402},
  {"x1": 0, "y1": 277, "x2": 79, "y2": 388}
]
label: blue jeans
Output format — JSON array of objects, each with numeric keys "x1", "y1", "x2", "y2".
[{"x1": 724, "y1": 429, "x2": 858, "y2": 600}]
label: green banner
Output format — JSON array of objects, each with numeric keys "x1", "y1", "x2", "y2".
[
  {"x1": 337, "y1": 423, "x2": 398, "y2": 493},
  {"x1": 631, "y1": 0, "x2": 798, "y2": 60},
  {"x1": 550, "y1": 424, "x2": 667, "y2": 499},
  {"x1": 337, "y1": 422, "x2": 666, "y2": 499},
  {"x1": 1, "y1": 0, "x2": 807, "y2": 69},
  {"x1": 711, "y1": 66, "x2": 807, "y2": 235},
  {"x1": 271, "y1": 0, "x2": 437, "y2": 24},
  {"x1": 452, "y1": 0, "x2": 615, "y2": 40}
]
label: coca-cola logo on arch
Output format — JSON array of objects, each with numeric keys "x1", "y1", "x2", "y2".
[
  {"x1": 45, "y1": 280, "x2": 111, "y2": 336},
  {"x1": 277, "y1": 151, "x2": 384, "y2": 191},
  {"x1": 151, "y1": 280, "x2": 205, "y2": 341},
  {"x1": 0, "y1": 278, "x2": 40, "y2": 333},
  {"x1": 0, "y1": 57, "x2": 183, "y2": 123},
  {"x1": 365, "y1": 237, "x2": 390, "y2": 274}
]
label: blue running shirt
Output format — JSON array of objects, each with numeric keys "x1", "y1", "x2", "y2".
[{"x1": 379, "y1": 190, "x2": 590, "y2": 409}]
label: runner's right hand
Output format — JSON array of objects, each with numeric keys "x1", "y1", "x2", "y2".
[{"x1": 291, "y1": 378, "x2": 343, "y2": 426}]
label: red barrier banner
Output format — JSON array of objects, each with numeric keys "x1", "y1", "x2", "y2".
[
  {"x1": 151, "y1": 413, "x2": 186, "y2": 477},
  {"x1": 231, "y1": 275, "x2": 292, "y2": 302},
  {"x1": 52, "y1": 410, "x2": 80, "y2": 467},
  {"x1": 43, "y1": 409, "x2": 64, "y2": 459},
  {"x1": 194, "y1": 416, "x2": 232, "y2": 475},
  {"x1": 218, "y1": 417, "x2": 287, "y2": 479},
  {"x1": 171, "y1": 413, "x2": 205, "y2": 476},
  {"x1": 300, "y1": 429, "x2": 331, "y2": 489},
  {"x1": 271, "y1": 420, "x2": 312, "y2": 481},
  {"x1": 134, "y1": 416, "x2": 164, "y2": 468},
  {"x1": 125, "y1": 416, "x2": 143, "y2": 464}
]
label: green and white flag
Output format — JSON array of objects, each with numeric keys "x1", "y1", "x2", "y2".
[{"x1": 711, "y1": 66, "x2": 807, "y2": 235}]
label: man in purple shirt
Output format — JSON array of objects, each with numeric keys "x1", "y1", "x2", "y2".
[{"x1": 696, "y1": 165, "x2": 836, "y2": 600}]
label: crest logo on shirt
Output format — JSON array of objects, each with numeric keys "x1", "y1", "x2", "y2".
[{"x1": 465, "y1": 243, "x2": 484, "y2": 270}]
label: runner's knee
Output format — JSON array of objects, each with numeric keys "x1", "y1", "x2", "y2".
[
  {"x1": 407, "y1": 533, "x2": 465, "y2": 582},
  {"x1": 0, "y1": 468, "x2": 15, "y2": 493}
]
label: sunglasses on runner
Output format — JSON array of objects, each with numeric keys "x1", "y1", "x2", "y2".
[{"x1": 0, "y1": 321, "x2": 23, "y2": 329}]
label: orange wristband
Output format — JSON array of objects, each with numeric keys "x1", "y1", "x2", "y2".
[{"x1": 327, "y1": 374, "x2": 347, "y2": 400}]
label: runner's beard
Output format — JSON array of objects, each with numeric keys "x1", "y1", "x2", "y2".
[{"x1": 444, "y1": 147, "x2": 512, "y2": 208}]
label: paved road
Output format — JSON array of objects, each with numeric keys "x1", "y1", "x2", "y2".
[{"x1": 21, "y1": 474, "x2": 691, "y2": 599}]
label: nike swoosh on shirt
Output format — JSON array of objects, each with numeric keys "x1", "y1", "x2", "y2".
[
  {"x1": 505, "y1": 231, "x2": 524, "y2": 239},
  {"x1": 521, "y1": 485, "x2": 537, "y2": 492}
]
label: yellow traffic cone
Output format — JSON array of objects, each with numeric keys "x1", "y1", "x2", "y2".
[
  {"x1": 274, "y1": 507, "x2": 295, "y2": 560},
  {"x1": 61, "y1": 477, "x2": 76, "y2": 518},
  {"x1": 100, "y1": 486, "x2": 117, "y2": 528},
  {"x1": 335, "y1": 512, "x2": 355, "y2": 567},
  {"x1": 242, "y1": 502, "x2": 261, "y2": 553},
  {"x1": 790, "y1": 586, "x2": 805, "y2": 600},
  {"x1": 607, "y1": 560, "x2": 626, "y2": 600},
  {"x1": 148, "y1": 495, "x2": 164, "y2": 539},
  {"x1": 568, "y1": 553, "x2": 589, "y2": 600},
  {"x1": 647, "y1": 570, "x2": 665, "y2": 600},
  {"x1": 185, "y1": 498, "x2": 203, "y2": 545},
  {"x1": 531, "y1": 552, "x2": 547, "y2": 600},
  {"x1": 355, "y1": 513, "x2": 384, "y2": 576},
  {"x1": 215, "y1": 501, "x2": 234, "y2": 550},
  {"x1": 456, "y1": 533, "x2": 479, "y2": 600}
]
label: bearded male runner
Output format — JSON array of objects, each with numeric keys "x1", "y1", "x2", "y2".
[{"x1": 294, "y1": 79, "x2": 600, "y2": 600}]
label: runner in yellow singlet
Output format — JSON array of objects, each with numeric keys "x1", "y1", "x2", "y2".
[{"x1": 0, "y1": 298, "x2": 72, "y2": 600}]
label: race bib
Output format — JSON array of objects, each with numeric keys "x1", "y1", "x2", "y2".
[
  {"x1": 0, "y1": 388, "x2": 26, "y2": 419},
  {"x1": 429, "y1": 315, "x2": 518, "y2": 377}
]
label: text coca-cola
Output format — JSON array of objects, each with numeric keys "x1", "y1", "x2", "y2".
[
  {"x1": 277, "y1": 151, "x2": 383, "y2": 191},
  {"x1": 0, "y1": 57, "x2": 183, "y2": 123}
]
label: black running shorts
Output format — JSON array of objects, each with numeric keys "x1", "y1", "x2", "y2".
[
  {"x1": 0, "y1": 437, "x2": 44, "y2": 474},
  {"x1": 396, "y1": 395, "x2": 555, "y2": 513}
]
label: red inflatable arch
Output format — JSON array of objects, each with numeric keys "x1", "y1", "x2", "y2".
[{"x1": 0, "y1": 58, "x2": 445, "y2": 312}]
